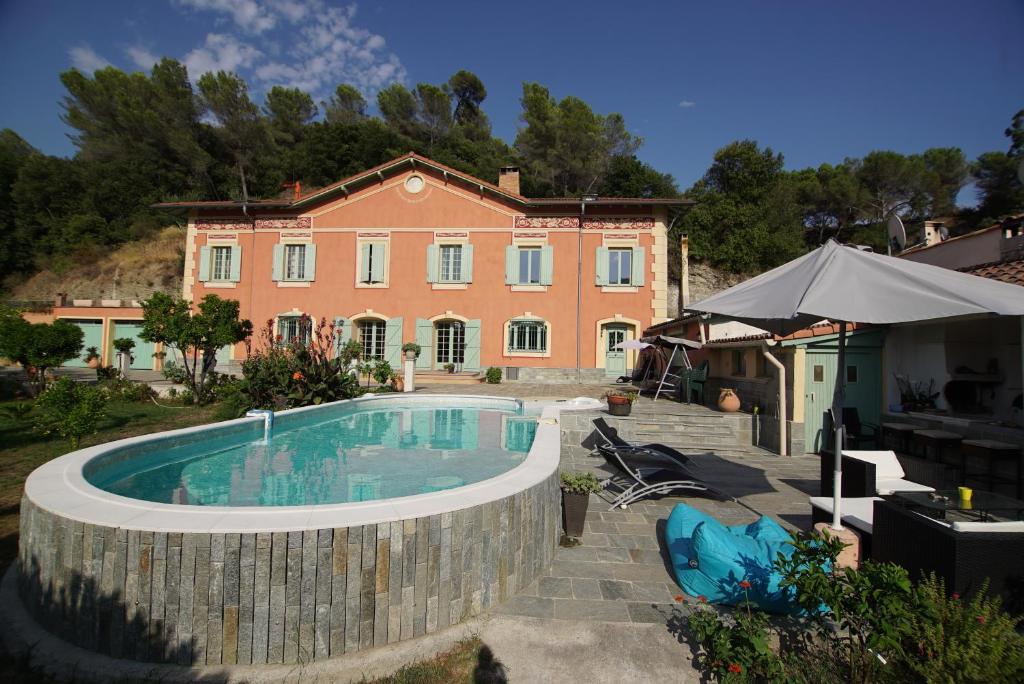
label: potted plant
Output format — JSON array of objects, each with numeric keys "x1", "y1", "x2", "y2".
[
  {"x1": 717, "y1": 388, "x2": 740, "y2": 412},
  {"x1": 605, "y1": 389, "x2": 637, "y2": 416},
  {"x1": 112, "y1": 337, "x2": 135, "y2": 375},
  {"x1": 444, "y1": 362, "x2": 456, "y2": 374},
  {"x1": 560, "y1": 471, "x2": 603, "y2": 537},
  {"x1": 391, "y1": 371, "x2": 405, "y2": 392},
  {"x1": 83, "y1": 346, "x2": 101, "y2": 369},
  {"x1": 402, "y1": 342, "x2": 421, "y2": 361}
]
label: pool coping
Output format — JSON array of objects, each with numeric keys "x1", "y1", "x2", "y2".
[{"x1": 23, "y1": 393, "x2": 602, "y2": 534}]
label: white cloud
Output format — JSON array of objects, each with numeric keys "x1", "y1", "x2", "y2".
[
  {"x1": 678, "y1": 100, "x2": 696, "y2": 109},
  {"x1": 126, "y1": 46, "x2": 159, "y2": 70},
  {"x1": 170, "y1": 0, "x2": 406, "y2": 103},
  {"x1": 174, "y1": 0, "x2": 276, "y2": 34},
  {"x1": 184, "y1": 33, "x2": 262, "y2": 77},
  {"x1": 69, "y1": 45, "x2": 111, "y2": 72}
]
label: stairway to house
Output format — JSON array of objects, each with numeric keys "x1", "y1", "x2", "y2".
[
  {"x1": 599, "y1": 401, "x2": 757, "y2": 454},
  {"x1": 414, "y1": 371, "x2": 485, "y2": 385}
]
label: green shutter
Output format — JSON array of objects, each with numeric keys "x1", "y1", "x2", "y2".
[
  {"x1": 371, "y1": 244, "x2": 386, "y2": 283},
  {"x1": 631, "y1": 246, "x2": 645, "y2": 286},
  {"x1": 463, "y1": 319, "x2": 481, "y2": 371},
  {"x1": 305, "y1": 244, "x2": 317, "y2": 281},
  {"x1": 426, "y1": 245, "x2": 438, "y2": 283},
  {"x1": 505, "y1": 245, "x2": 517, "y2": 285},
  {"x1": 540, "y1": 246, "x2": 553, "y2": 285},
  {"x1": 461, "y1": 244, "x2": 474, "y2": 283},
  {"x1": 229, "y1": 245, "x2": 242, "y2": 281},
  {"x1": 360, "y1": 243, "x2": 370, "y2": 283},
  {"x1": 198, "y1": 246, "x2": 211, "y2": 282},
  {"x1": 384, "y1": 317, "x2": 403, "y2": 367},
  {"x1": 415, "y1": 318, "x2": 433, "y2": 369},
  {"x1": 272, "y1": 244, "x2": 284, "y2": 281},
  {"x1": 595, "y1": 247, "x2": 609, "y2": 285}
]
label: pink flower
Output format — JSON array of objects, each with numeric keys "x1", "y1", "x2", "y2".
[
  {"x1": 951, "y1": 592, "x2": 960, "y2": 600},
  {"x1": 977, "y1": 615, "x2": 986, "y2": 624}
]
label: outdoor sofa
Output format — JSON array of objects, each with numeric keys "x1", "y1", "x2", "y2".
[
  {"x1": 871, "y1": 499, "x2": 1024, "y2": 613},
  {"x1": 820, "y1": 450, "x2": 934, "y2": 497}
]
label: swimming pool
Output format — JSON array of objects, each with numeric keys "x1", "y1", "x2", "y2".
[
  {"x1": 84, "y1": 403, "x2": 538, "y2": 506},
  {"x1": 18, "y1": 394, "x2": 601, "y2": 666}
]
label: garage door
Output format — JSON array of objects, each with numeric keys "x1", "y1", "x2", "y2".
[
  {"x1": 62, "y1": 319, "x2": 103, "y2": 368},
  {"x1": 112, "y1": 321, "x2": 154, "y2": 370}
]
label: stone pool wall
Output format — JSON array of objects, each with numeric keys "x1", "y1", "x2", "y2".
[{"x1": 17, "y1": 470, "x2": 559, "y2": 666}]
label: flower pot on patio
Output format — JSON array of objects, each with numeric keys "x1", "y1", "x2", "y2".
[
  {"x1": 560, "y1": 472, "x2": 603, "y2": 538},
  {"x1": 562, "y1": 491, "x2": 589, "y2": 537},
  {"x1": 718, "y1": 388, "x2": 740, "y2": 413},
  {"x1": 605, "y1": 390, "x2": 636, "y2": 416}
]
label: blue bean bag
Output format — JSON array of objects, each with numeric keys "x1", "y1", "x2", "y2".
[{"x1": 663, "y1": 502, "x2": 799, "y2": 614}]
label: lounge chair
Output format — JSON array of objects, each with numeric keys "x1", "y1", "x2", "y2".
[
  {"x1": 820, "y1": 450, "x2": 935, "y2": 497},
  {"x1": 592, "y1": 418, "x2": 718, "y2": 509}
]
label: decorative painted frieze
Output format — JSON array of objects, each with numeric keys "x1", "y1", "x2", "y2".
[
  {"x1": 195, "y1": 219, "x2": 253, "y2": 231},
  {"x1": 255, "y1": 217, "x2": 312, "y2": 230},
  {"x1": 513, "y1": 216, "x2": 654, "y2": 230}
]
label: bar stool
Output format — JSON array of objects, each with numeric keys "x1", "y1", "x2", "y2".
[
  {"x1": 881, "y1": 422, "x2": 920, "y2": 454},
  {"x1": 912, "y1": 429, "x2": 963, "y2": 469},
  {"x1": 962, "y1": 439, "x2": 1023, "y2": 499}
]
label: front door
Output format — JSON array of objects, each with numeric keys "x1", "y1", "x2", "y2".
[
  {"x1": 435, "y1": 321, "x2": 465, "y2": 370},
  {"x1": 62, "y1": 319, "x2": 103, "y2": 367},
  {"x1": 113, "y1": 321, "x2": 154, "y2": 370},
  {"x1": 804, "y1": 347, "x2": 883, "y2": 453},
  {"x1": 603, "y1": 324, "x2": 628, "y2": 377}
]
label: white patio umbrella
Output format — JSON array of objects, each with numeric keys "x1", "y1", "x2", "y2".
[
  {"x1": 613, "y1": 339, "x2": 652, "y2": 350},
  {"x1": 686, "y1": 239, "x2": 1024, "y2": 529}
]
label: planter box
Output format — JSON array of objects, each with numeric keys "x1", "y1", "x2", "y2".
[
  {"x1": 607, "y1": 401, "x2": 632, "y2": 417},
  {"x1": 562, "y1": 491, "x2": 590, "y2": 537}
]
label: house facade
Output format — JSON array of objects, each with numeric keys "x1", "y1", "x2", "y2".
[{"x1": 156, "y1": 153, "x2": 685, "y2": 380}]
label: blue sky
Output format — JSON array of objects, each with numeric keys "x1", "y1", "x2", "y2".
[{"x1": 0, "y1": 0, "x2": 1021, "y2": 200}]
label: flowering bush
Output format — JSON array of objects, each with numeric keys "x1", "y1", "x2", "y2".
[
  {"x1": 681, "y1": 528, "x2": 1024, "y2": 683},
  {"x1": 240, "y1": 316, "x2": 362, "y2": 410}
]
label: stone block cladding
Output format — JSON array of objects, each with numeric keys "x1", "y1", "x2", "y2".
[{"x1": 17, "y1": 471, "x2": 559, "y2": 665}]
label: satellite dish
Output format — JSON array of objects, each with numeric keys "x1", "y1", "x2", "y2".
[{"x1": 887, "y1": 214, "x2": 907, "y2": 252}]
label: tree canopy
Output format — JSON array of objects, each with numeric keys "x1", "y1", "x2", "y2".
[{"x1": 0, "y1": 58, "x2": 1018, "y2": 287}]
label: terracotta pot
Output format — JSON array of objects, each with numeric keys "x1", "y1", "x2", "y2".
[
  {"x1": 393, "y1": 377, "x2": 405, "y2": 392},
  {"x1": 86, "y1": 358, "x2": 99, "y2": 369},
  {"x1": 718, "y1": 388, "x2": 741, "y2": 413},
  {"x1": 607, "y1": 397, "x2": 632, "y2": 416},
  {"x1": 562, "y1": 491, "x2": 590, "y2": 537}
]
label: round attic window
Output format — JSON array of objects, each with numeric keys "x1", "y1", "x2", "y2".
[{"x1": 404, "y1": 174, "x2": 425, "y2": 194}]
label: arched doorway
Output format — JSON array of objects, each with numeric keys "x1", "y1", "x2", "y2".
[{"x1": 434, "y1": 319, "x2": 466, "y2": 370}]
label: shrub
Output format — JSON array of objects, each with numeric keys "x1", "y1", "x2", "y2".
[
  {"x1": 96, "y1": 365, "x2": 120, "y2": 381},
  {"x1": 371, "y1": 360, "x2": 393, "y2": 386},
  {"x1": 897, "y1": 575, "x2": 1024, "y2": 683},
  {"x1": 162, "y1": 360, "x2": 190, "y2": 384},
  {"x1": 241, "y1": 317, "x2": 363, "y2": 410},
  {"x1": 485, "y1": 367, "x2": 502, "y2": 384},
  {"x1": 559, "y1": 471, "x2": 603, "y2": 495},
  {"x1": 2, "y1": 401, "x2": 33, "y2": 422},
  {"x1": 33, "y1": 377, "x2": 107, "y2": 448},
  {"x1": 0, "y1": 307, "x2": 84, "y2": 395},
  {"x1": 98, "y1": 376, "x2": 156, "y2": 402}
]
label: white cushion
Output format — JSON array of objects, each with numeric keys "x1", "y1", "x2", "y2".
[
  {"x1": 842, "y1": 450, "x2": 904, "y2": 479},
  {"x1": 875, "y1": 478, "x2": 935, "y2": 496},
  {"x1": 951, "y1": 520, "x2": 1024, "y2": 532},
  {"x1": 809, "y1": 496, "x2": 881, "y2": 534}
]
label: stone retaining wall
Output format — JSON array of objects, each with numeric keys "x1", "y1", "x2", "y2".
[
  {"x1": 17, "y1": 470, "x2": 559, "y2": 666},
  {"x1": 509, "y1": 367, "x2": 608, "y2": 384}
]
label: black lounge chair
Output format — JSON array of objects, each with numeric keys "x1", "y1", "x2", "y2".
[{"x1": 591, "y1": 418, "x2": 719, "y2": 509}]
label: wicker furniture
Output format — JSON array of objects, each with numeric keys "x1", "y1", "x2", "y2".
[
  {"x1": 912, "y1": 429, "x2": 963, "y2": 466},
  {"x1": 881, "y1": 422, "x2": 921, "y2": 453},
  {"x1": 961, "y1": 439, "x2": 1023, "y2": 499},
  {"x1": 819, "y1": 450, "x2": 934, "y2": 497},
  {"x1": 872, "y1": 499, "x2": 1024, "y2": 613}
]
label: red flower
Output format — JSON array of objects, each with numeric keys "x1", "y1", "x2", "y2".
[
  {"x1": 292, "y1": 371, "x2": 303, "y2": 381},
  {"x1": 275, "y1": 334, "x2": 283, "y2": 342},
  {"x1": 698, "y1": 595, "x2": 708, "y2": 604},
  {"x1": 728, "y1": 663, "x2": 743, "y2": 674},
  {"x1": 738, "y1": 580, "x2": 751, "y2": 589},
  {"x1": 674, "y1": 595, "x2": 684, "y2": 603},
  {"x1": 951, "y1": 592, "x2": 960, "y2": 600},
  {"x1": 977, "y1": 615, "x2": 986, "y2": 624}
]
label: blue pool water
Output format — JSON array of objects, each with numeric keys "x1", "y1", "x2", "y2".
[{"x1": 85, "y1": 404, "x2": 537, "y2": 506}]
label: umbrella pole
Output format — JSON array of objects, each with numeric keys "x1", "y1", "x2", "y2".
[{"x1": 831, "y1": 321, "x2": 848, "y2": 530}]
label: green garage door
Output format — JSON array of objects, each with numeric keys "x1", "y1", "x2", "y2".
[
  {"x1": 112, "y1": 321, "x2": 154, "y2": 370},
  {"x1": 62, "y1": 319, "x2": 103, "y2": 367}
]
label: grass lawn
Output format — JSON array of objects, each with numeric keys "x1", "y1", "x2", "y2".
[
  {"x1": 367, "y1": 637, "x2": 484, "y2": 683},
  {"x1": 0, "y1": 398, "x2": 221, "y2": 574}
]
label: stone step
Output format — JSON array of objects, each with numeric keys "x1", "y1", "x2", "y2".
[
  {"x1": 632, "y1": 432, "x2": 740, "y2": 447},
  {"x1": 629, "y1": 422, "x2": 736, "y2": 435},
  {"x1": 415, "y1": 372, "x2": 485, "y2": 385}
]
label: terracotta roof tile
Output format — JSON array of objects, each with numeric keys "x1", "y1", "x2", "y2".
[{"x1": 959, "y1": 258, "x2": 1024, "y2": 286}]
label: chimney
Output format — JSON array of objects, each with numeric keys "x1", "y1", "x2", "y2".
[
  {"x1": 54, "y1": 292, "x2": 68, "y2": 307},
  {"x1": 498, "y1": 166, "x2": 520, "y2": 195},
  {"x1": 921, "y1": 220, "x2": 947, "y2": 247},
  {"x1": 281, "y1": 181, "x2": 301, "y2": 201},
  {"x1": 680, "y1": 234, "x2": 690, "y2": 315}
]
